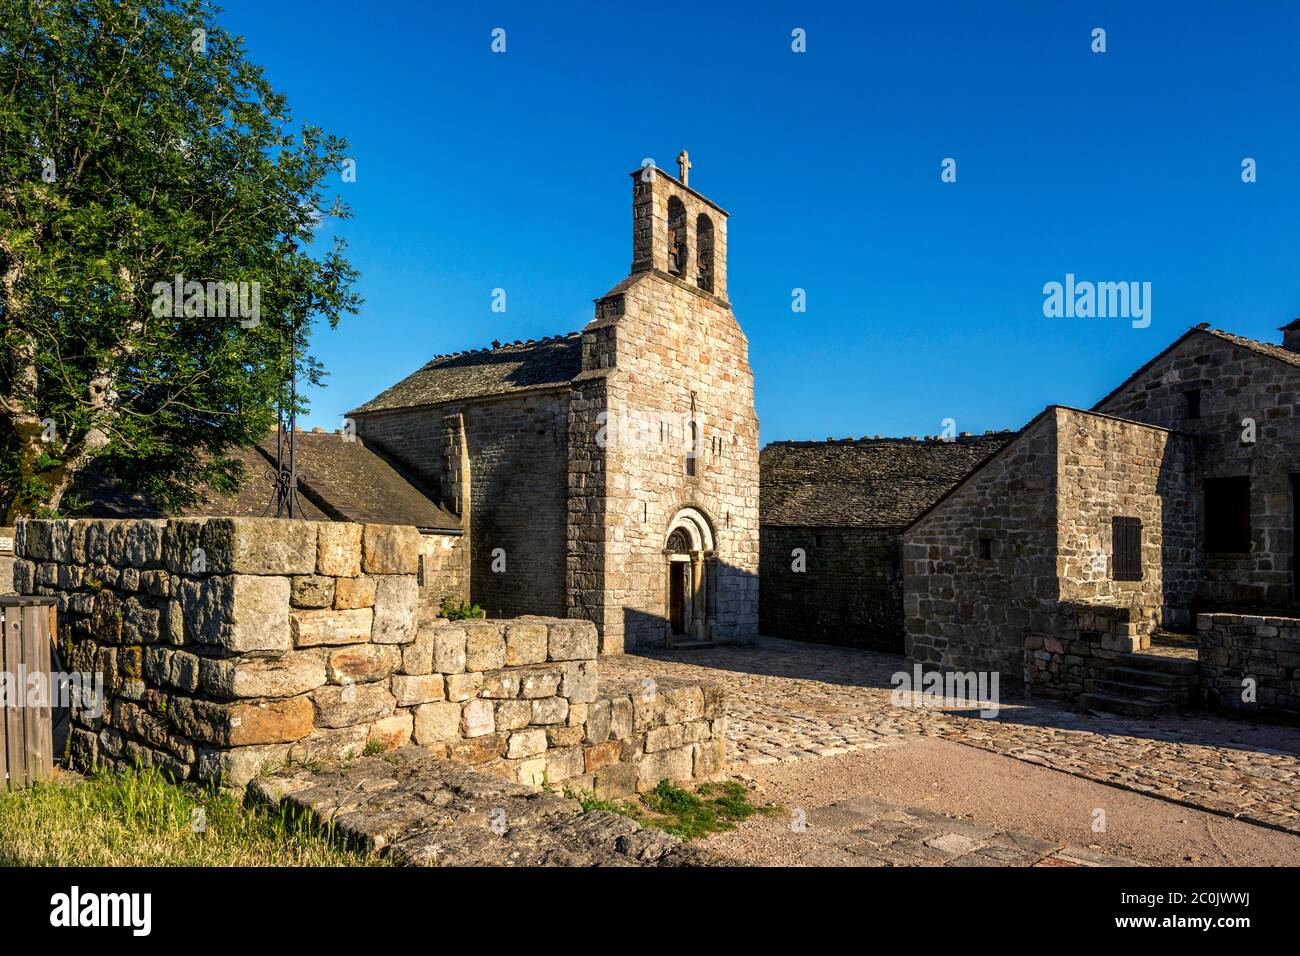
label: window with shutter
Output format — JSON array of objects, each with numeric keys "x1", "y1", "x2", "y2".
[{"x1": 1112, "y1": 516, "x2": 1142, "y2": 581}]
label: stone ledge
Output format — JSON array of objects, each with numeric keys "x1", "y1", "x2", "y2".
[{"x1": 249, "y1": 748, "x2": 721, "y2": 867}]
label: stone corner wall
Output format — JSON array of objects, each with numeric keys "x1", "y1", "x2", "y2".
[
  {"x1": 14, "y1": 516, "x2": 725, "y2": 793},
  {"x1": 1023, "y1": 603, "x2": 1153, "y2": 700},
  {"x1": 1197, "y1": 612, "x2": 1300, "y2": 716},
  {"x1": 0, "y1": 526, "x2": 14, "y2": 594}
]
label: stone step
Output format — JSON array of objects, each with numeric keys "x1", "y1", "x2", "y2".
[
  {"x1": 1094, "y1": 679, "x2": 1179, "y2": 703},
  {"x1": 1100, "y1": 665, "x2": 1197, "y2": 689},
  {"x1": 669, "y1": 640, "x2": 716, "y2": 650},
  {"x1": 1116, "y1": 652, "x2": 1198, "y2": 676},
  {"x1": 1077, "y1": 692, "x2": 1167, "y2": 718}
]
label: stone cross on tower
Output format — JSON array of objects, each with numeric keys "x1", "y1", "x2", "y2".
[{"x1": 677, "y1": 149, "x2": 691, "y2": 186}]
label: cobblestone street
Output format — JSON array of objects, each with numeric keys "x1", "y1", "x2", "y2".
[{"x1": 603, "y1": 638, "x2": 1300, "y2": 836}]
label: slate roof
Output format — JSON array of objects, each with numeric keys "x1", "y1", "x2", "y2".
[
  {"x1": 760, "y1": 432, "x2": 1014, "y2": 530},
  {"x1": 351, "y1": 333, "x2": 584, "y2": 414},
  {"x1": 74, "y1": 432, "x2": 460, "y2": 532}
]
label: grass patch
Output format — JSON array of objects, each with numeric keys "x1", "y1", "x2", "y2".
[
  {"x1": 0, "y1": 765, "x2": 385, "y2": 867},
  {"x1": 569, "y1": 779, "x2": 779, "y2": 841}
]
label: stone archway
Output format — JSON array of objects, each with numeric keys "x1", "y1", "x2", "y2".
[{"x1": 663, "y1": 507, "x2": 716, "y2": 646}]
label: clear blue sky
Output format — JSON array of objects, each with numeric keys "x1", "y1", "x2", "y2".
[{"x1": 217, "y1": 0, "x2": 1300, "y2": 444}]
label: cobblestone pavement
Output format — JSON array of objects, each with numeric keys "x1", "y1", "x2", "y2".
[
  {"x1": 603, "y1": 638, "x2": 1300, "y2": 835},
  {"x1": 705, "y1": 793, "x2": 1131, "y2": 867}
]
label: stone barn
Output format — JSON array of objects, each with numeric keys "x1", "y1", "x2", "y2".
[
  {"x1": 905, "y1": 322, "x2": 1300, "y2": 716},
  {"x1": 349, "y1": 155, "x2": 759, "y2": 653},
  {"x1": 759, "y1": 433, "x2": 1011, "y2": 651}
]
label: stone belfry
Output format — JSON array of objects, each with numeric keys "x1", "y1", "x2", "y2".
[
  {"x1": 628, "y1": 151, "x2": 729, "y2": 300},
  {"x1": 566, "y1": 153, "x2": 758, "y2": 653}
]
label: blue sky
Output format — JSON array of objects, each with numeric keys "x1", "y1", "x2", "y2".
[{"x1": 218, "y1": 0, "x2": 1300, "y2": 444}]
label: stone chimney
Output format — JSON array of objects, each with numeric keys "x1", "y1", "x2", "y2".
[{"x1": 1282, "y1": 318, "x2": 1300, "y2": 353}]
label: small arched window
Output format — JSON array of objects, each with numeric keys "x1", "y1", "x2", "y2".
[
  {"x1": 667, "y1": 197, "x2": 687, "y2": 276},
  {"x1": 686, "y1": 420, "x2": 699, "y2": 477},
  {"x1": 695, "y1": 214, "x2": 714, "y2": 292}
]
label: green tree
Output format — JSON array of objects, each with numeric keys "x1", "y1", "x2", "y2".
[{"x1": 0, "y1": 0, "x2": 359, "y2": 522}]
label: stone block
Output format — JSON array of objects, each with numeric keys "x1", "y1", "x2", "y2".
[
  {"x1": 401, "y1": 628, "x2": 435, "y2": 675},
  {"x1": 609, "y1": 696, "x2": 633, "y2": 739},
  {"x1": 290, "y1": 607, "x2": 373, "y2": 647},
  {"x1": 372, "y1": 575, "x2": 418, "y2": 644},
  {"x1": 560, "y1": 661, "x2": 599, "y2": 703},
  {"x1": 495, "y1": 699, "x2": 533, "y2": 731},
  {"x1": 327, "y1": 644, "x2": 401, "y2": 685},
  {"x1": 507, "y1": 728, "x2": 547, "y2": 759},
  {"x1": 392, "y1": 673, "x2": 444, "y2": 706},
  {"x1": 585, "y1": 698, "x2": 612, "y2": 744},
  {"x1": 530, "y1": 696, "x2": 569, "y2": 725},
  {"x1": 594, "y1": 762, "x2": 636, "y2": 800},
  {"x1": 182, "y1": 575, "x2": 290, "y2": 653},
  {"x1": 544, "y1": 746, "x2": 584, "y2": 783},
  {"x1": 289, "y1": 725, "x2": 369, "y2": 764},
  {"x1": 545, "y1": 726, "x2": 583, "y2": 748},
  {"x1": 663, "y1": 685, "x2": 705, "y2": 723},
  {"x1": 200, "y1": 651, "x2": 326, "y2": 700},
  {"x1": 291, "y1": 575, "x2": 335, "y2": 609},
  {"x1": 448, "y1": 733, "x2": 505, "y2": 765},
  {"x1": 584, "y1": 740, "x2": 622, "y2": 773},
  {"x1": 460, "y1": 698, "x2": 495, "y2": 737},
  {"x1": 464, "y1": 622, "x2": 506, "y2": 671},
  {"x1": 433, "y1": 626, "x2": 467, "y2": 674},
  {"x1": 200, "y1": 517, "x2": 317, "y2": 575},
  {"x1": 317, "y1": 522, "x2": 363, "y2": 577},
  {"x1": 368, "y1": 713, "x2": 414, "y2": 752},
  {"x1": 516, "y1": 667, "x2": 562, "y2": 699},
  {"x1": 478, "y1": 670, "x2": 519, "y2": 699},
  {"x1": 645, "y1": 723, "x2": 685, "y2": 753},
  {"x1": 413, "y1": 701, "x2": 460, "y2": 744},
  {"x1": 547, "y1": 620, "x2": 598, "y2": 661},
  {"x1": 445, "y1": 672, "x2": 483, "y2": 702},
  {"x1": 311, "y1": 682, "x2": 396, "y2": 729},
  {"x1": 361, "y1": 523, "x2": 420, "y2": 574},
  {"x1": 504, "y1": 622, "x2": 547, "y2": 666},
  {"x1": 197, "y1": 743, "x2": 291, "y2": 788},
  {"x1": 333, "y1": 575, "x2": 376, "y2": 609}
]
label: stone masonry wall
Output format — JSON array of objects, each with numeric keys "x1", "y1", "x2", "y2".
[
  {"x1": 1054, "y1": 410, "x2": 1197, "y2": 631},
  {"x1": 355, "y1": 390, "x2": 570, "y2": 620},
  {"x1": 1024, "y1": 604, "x2": 1178, "y2": 700},
  {"x1": 573, "y1": 282, "x2": 759, "y2": 650},
  {"x1": 904, "y1": 413, "x2": 1059, "y2": 686},
  {"x1": 1197, "y1": 612, "x2": 1300, "y2": 716},
  {"x1": 1095, "y1": 331, "x2": 1300, "y2": 608},
  {"x1": 760, "y1": 525, "x2": 904, "y2": 651},
  {"x1": 15, "y1": 517, "x2": 723, "y2": 793}
]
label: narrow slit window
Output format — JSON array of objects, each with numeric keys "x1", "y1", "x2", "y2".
[
  {"x1": 1185, "y1": 389, "x2": 1202, "y2": 419},
  {"x1": 978, "y1": 537, "x2": 992, "y2": 560}
]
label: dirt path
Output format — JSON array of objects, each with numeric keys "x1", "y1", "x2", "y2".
[{"x1": 701, "y1": 736, "x2": 1300, "y2": 866}]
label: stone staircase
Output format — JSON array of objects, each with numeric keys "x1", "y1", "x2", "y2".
[{"x1": 1077, "y1": 650, "x2": 1199, "y2": 718}]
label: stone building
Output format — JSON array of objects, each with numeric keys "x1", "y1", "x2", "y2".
[
  {"x1": 73, "y1": 430, "x2": 468, "y2": 611},
  {"x1": 759, "y1": 433, "x2": 1010, "y2": 650},
  {"x1": 904, "y1": 323, "x2": 1300, "y2": 712},
  {"x1": 350, "y1": 155, "x2": 760, "y2": 653}
]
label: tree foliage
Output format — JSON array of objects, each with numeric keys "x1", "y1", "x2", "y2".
[{"x1": 0, "y1": 0, "x2": 359, "y2": 522}]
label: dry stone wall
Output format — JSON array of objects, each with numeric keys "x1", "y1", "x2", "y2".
[
  {"x1": 1197, "y1": 612, "x2": 1300, "y2": 716},
  {"x1": 15, "y1": 517, "x2": 723, "y2": 793}
]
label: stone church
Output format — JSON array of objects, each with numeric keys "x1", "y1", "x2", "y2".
[{"x1": 349, "y1": 155, "x2": 760, "y2": 654}]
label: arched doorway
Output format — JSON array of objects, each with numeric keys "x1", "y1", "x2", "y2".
[{"x1": 663, "y1": 507, "x2": 716, "y2": 646}]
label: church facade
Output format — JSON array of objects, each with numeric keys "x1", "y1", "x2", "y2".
[{"x1": 349, "y1": 156, "x2": 759, "y2": 653}]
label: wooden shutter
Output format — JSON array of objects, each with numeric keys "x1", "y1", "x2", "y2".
[{"x1": 1112, "y1": 516, "x2": 1142, "y2": 581}]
